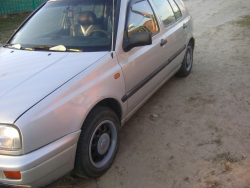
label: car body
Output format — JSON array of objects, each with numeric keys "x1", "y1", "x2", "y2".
[{"x1": 0, "y1": 0, "x2": 195, "y2": 187}]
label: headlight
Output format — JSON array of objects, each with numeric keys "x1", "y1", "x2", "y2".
[{"x1": 0, "y1": 125, "x2": 21, "y2": 150}]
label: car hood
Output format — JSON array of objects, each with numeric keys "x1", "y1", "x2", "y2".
[{"x1": 0, "y1": 47, "x2": 108, "y2": 123}]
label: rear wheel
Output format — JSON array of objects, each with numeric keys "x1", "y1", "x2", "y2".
[
  {"x1": 74, "y1": 106, "x2": 120, "y2": 178},
  {"x1": 176, "y1": 42, "x2": 193, "y2": 77}
]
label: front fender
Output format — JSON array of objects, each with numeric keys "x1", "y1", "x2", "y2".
[{"x1": 15, "y1": 52, "x2": 127, "y2": 154}]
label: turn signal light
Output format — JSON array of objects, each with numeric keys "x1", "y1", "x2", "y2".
[
  {"x1": 114, "y1": 73, "x2": 120, "y2": 79},
  {"x1": 4, "y1": 171, "x2": 21, "y2": 179}
]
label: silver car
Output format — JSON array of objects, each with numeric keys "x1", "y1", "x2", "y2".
[{"x1": 0, "y1": 0, "x2": 194, "y2": 187}]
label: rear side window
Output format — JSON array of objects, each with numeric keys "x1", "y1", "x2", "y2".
[
  {"x1": 152, "y1": 0, "x2": 176, "y2": 26},
  {"x1": 126, "y1": 0, "x2": 159, "y2": 39},
  {"x1": 168, "y1": 0, "x2": 182, "y2": 20}
]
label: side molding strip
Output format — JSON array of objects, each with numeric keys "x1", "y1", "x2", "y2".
[{"x1": 121, "y1": 45, "x2": 186, "y2": 103}]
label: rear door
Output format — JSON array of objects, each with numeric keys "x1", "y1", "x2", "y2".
[{"x1": 152, "y1": 0, "x2": 188, "y2": 70}]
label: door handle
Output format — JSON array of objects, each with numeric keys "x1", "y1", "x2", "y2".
[
  {"x1": 160, "y1": 39, "x2": 167, "y2": 46},
  {"x1": 183, "y1": 23, "x2": 188, "y2": 29}
]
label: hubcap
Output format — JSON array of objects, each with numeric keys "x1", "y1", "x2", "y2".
[
  {"x1": 185, "y1": 47, "x2": 193, "y2": 71},
  {"x1": 89, "y1": 120, "x2": 117, "y2": 168},
  {"x1": 97, "y1": 133, "x2": 110, "y2": 155}
]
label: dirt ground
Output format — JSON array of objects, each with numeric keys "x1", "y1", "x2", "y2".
[
  {"x1": 46, "y1": 0, "x2": 250, "y2": 188},
  {"x1": 1, "y1": 0, "x2": 250, "y2": 187}
]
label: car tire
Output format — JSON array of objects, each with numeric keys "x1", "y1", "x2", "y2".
[
  {"x1": 73, "y1": 106, "x2": 120, "y2": 178},
  {"x1": 176, "y1": 42, "x2": 193, "y2": 77}
]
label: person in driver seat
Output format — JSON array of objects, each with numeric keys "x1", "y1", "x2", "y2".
[{"x1": 74, "y1": 11, "x2": 101, "y2": 36}]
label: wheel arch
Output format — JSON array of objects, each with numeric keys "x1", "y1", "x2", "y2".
[
  {"x1": 88, "y1": 98, "x2": 123, "y2": 123},
  {"x1": 189, "y1": 37, "x2": 195, "y2": 49}
]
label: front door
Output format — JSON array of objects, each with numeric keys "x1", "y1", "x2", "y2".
[{"x1": 116, "y1": 0, "x2": 173, "y2": 115}]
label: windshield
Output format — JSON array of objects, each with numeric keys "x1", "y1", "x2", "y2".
[{"x1": 8, "y1": 0, "x2": 114, "y2": 52}]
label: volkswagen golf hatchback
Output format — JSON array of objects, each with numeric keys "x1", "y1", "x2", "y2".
[{"x1": 0, "y1": 0, "x2": 194, "y2": 187}]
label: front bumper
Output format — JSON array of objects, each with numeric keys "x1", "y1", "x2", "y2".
[{"x1": 0, "y1": 131, "x2": 81, "y2": 187}]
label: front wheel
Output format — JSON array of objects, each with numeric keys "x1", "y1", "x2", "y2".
[
  {"x1": 73, "y1": 106, "x2": 120, "y2": 178},
  {"x1": 176, "y1": 42, "x2": 193, "y2": 77}
]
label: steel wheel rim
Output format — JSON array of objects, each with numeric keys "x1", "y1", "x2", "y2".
[
  {"x1": 89, "y1": 120, "x2": 117, "y2": 168},
  {"x1": 185, "y1": 46, "x2": 193, "y2": 71}
]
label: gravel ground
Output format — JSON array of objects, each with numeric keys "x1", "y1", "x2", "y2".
[{"x1": 47, "y1": 0, "x2": 250, "y2": 188}]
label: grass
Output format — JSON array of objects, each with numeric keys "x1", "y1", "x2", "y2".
[
  {"x1": 236, "y1": 15, "x2": 250, "y2": 26},
  {"x1": 0, "y1": 13, "x2": 30, "y2": 44}
]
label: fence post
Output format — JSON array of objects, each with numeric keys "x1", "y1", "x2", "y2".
[{"x1": 33, "y1": 0, "x2": 37, "y2": 10}]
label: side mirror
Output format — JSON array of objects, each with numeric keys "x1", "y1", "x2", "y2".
[{"x1": 123, "y1": 32, "x2": 152, "y2": 52}]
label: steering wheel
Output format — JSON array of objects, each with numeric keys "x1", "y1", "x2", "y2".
[{"x1": 89, "y1": 29, "x2": 111, "y2": 37}]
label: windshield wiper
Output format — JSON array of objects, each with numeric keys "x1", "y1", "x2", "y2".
[
  {"x1": 3, "y1": 44, "x2": 50, "y2": 51},
  {"x1": 49, "y1": 45, "x2": 66, "y2": 51},
  {"x1": 22, "y1": 45, "x2": 53, "y2": 51},
  {"x1": 4, "y1": 43, "x2": 22, "y2": 49},
  {"x1": 23, "y1": 45, "x2": 82, "y2": 52},
  {"x1": 4, "y1": 44, "x2": 81, "y2": 52}
]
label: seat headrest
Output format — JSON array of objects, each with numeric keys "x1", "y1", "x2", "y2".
[{"x1": 78, "y1": 11, "x2": 97, "y2": 26}]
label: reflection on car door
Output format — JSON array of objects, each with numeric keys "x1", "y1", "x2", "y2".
[{"x1": 116, "y1": 0, "x2": 173, "y2": 115}]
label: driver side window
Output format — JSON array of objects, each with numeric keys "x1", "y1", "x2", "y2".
[{"x1": 126, "y1": 0, "x2": 159, "y2": 39}]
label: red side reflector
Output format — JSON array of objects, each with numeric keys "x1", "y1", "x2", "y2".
[{"x1": 4, "y1": 171, "x2": 21, "y2": 179}]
